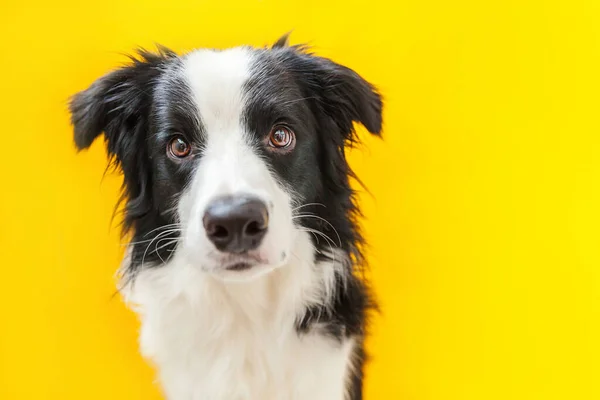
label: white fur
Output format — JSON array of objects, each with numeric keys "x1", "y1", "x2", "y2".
[
  {"x1": 179, "y1": 48, "x2": 294, "y2": 282},
  {"x1": 120, "y1": 48, "x2": 356, "y2": 399},
  {"x1": 123, "y1": 240, "x2": 353, "y2": 400}
]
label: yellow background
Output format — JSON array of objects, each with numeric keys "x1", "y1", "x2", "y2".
[{"x1": 1, "y1": 0, "x2": 599, "y2": 399}]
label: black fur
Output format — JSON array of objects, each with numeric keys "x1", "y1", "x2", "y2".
[{"x1": 69, "y1": 36, "x2": 382, "y2": 399}]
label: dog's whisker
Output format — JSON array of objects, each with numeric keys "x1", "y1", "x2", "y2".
[
  {"x1": 291, "y1": 202, "x2": 326, "y2": 212},
  {"x1": 153, "y1": 238, "x2": 180, "y2": 264},
  {"x1": 141, "y1": 229, "x2": 181, "y2": 267},
  {"x1": 151, "y1": 238, "x2": 180, "y2": 257},
  {"x1": 143, "y1": 223, "x2": 182, "y2": 238},
  {"x1": 123, "y1": 229, "x2": 182, "y2": 246},
  {"x1": 298, "y1": 227, "x2": 337, "y2": 249},
  {"x1": 292, "y1": 215, "x2": 342, "y2": 247},
  {"x1": 128, "y1": 229, "x2": 182, "y2": 246}
]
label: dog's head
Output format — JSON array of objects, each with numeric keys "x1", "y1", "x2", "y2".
[{"x1": 70, "y1": 35, "x2": 382, "y2": 282}]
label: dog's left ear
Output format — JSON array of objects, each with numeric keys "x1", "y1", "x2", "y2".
[
  {"x1": 274, "y1": 36, "x2": 382, "y2": 136},
  {"x1": 313, "y1": 57, "x2": 383, "y2": 137}
]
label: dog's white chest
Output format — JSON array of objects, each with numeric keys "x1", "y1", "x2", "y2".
[{"x1": 126, "y1": 261, "x2": 353, "y2": 400}]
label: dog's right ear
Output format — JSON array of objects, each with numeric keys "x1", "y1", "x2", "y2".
[
  {"x1": 69, "y1": 48, "x2": 175, "y2": 156},
  {"x1": 69, "y1": 68, "x2": 127, "y2": 151}
]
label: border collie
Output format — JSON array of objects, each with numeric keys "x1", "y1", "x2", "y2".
[{"x1": 69, "y1": 34, "x2": 383, "y2": 400}]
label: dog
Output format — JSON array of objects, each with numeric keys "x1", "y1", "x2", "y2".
[{"x1": 69, "y1": 33, "x2": 383, "y2": 400}]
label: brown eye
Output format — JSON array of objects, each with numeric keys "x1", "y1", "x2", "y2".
[
  {"x1": 168, "y1": 136, "x2": 191, "y2": 158},
  {"x1": 268, "y1": 126, "x2": 295, "y2": 150}
]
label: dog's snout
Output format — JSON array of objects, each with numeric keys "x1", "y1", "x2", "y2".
[{"x1": 203, "y1": 196, "x2": 268, "y2": 253}]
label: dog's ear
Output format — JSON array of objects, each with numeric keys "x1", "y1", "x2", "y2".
[
  {"x1": 308, "y1": 56, "x2": 383, "y2": 138},
  {"x1": 69, "y1": 49, "x2": 174, "y2": 156},
  {"x1": 69, "y1": 68, "x2": 146, "y2": 154},
  {"x1": 271, "y1": 36, "x2": 382, "y2": 136}
]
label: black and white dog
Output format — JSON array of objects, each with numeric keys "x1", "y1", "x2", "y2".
[{"x1": 70, "y1": 34, "x2": 383, "y2": 400}]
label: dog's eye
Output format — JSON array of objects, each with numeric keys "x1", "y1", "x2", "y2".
[
  {"x1": 168, "y1": 136, "x2": 191, "y2": 158},
  {"x1": 268, "y1": 126, "x2": 295, "y2": 150}
]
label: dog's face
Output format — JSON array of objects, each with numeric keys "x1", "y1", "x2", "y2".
[{"x1": 70, "y1": 37, "x2": 382, "y2": 281}]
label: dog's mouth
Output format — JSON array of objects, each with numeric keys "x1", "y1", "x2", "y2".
[
  {"x1": 217, "y1": 252, "x2": 264, "y2": 272},
  {"x1": 225, "y1": 262, "x2": 255, "y2": 271}
]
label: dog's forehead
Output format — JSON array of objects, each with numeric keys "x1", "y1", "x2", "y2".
[
  {"x1": 176, "y1": 47, "x2": 302, "y2": 133},
  {"x1": 180, "y1": 48, "x2": 254, "y2": 133}
]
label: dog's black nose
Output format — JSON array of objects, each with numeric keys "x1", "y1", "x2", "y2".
[{"x1": 203, "y1": 195, "x2": 269, "y2": 253}]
